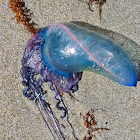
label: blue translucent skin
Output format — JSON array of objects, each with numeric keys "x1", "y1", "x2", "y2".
[{"x1": 38, "y1": 23, "x2": 137, "y2": 86}]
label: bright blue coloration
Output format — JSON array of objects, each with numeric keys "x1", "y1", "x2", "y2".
[{"x1": 38, "y1": 23, "x2": 137, "y2": 86}]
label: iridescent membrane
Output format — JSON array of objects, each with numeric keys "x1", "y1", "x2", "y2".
[{"x1": 38, "y1": 23, "x2": 137, "y2": 87}]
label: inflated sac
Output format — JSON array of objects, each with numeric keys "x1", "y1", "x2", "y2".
[
  {"x1": 31, "y1": 23, "x2": 137, "y2": 86},
  {"x1": 38, "y1": 23, "x2": 137, "y2": 86}
]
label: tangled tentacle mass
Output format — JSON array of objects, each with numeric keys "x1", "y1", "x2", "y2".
[{"x1": 21, "y1": 32, "x2": 81, "y2": 139}]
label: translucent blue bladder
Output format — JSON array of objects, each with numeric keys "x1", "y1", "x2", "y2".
[{"x1": 38, "y1": 23, "x2": 137, "y2": 86}]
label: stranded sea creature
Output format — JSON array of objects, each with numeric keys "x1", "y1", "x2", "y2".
[
  {"x1": 23, "y1": 23, "x2": 137, "y2": 87},
  {"x1": 20, "y1": 22, "x2": 137, "y2": 139}
]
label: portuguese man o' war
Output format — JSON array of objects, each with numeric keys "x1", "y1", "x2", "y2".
[
  {"x1": 22, "y1": 22, "x2": 137, "y2": 87},
  {"x1": 21, "y1": 22, "x2": 138, "y2": 139}
]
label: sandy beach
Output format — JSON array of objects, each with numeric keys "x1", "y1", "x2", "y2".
[{"x1": 0, "y1": 0, "x2": 140, "y2": 139}]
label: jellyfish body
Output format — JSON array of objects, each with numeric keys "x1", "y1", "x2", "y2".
[{"x1": 21, "y1": 23, "x2": 137, "y2": 96}]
